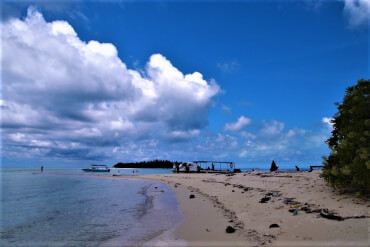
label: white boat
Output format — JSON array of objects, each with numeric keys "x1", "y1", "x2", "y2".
[{"x1": 82, "y1": 164, "x2": 110, "y2": 173}]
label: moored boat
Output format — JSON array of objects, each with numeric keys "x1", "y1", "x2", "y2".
[{"x1": 82, "y1": 164, "x2": 110, "y2": 172}]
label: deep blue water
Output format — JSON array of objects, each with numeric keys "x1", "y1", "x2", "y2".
[{"x1": 0, "y1": 167, "x2": 182, "y2": 246}]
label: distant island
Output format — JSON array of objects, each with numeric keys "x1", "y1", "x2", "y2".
[{"x1": 113, "y1": 160, "x2": 177, "y2": 168}]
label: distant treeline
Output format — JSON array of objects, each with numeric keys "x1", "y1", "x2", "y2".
[{"x1": 113, "y1": 160, "x2": 178, "y2": 168}]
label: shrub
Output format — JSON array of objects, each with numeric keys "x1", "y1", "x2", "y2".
[{"x1": 322, "y1": 79, "x2": 370, "y2": 192}]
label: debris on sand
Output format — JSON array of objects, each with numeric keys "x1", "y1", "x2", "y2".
[
  {"x1": 269, "y1": 224, "x2": 280, "y2": 228},
  {"x1": 226, "y1": 226, "x2": 236, "y2": 233},
  {"x1": 259, "y1": 197, "x2": 271, "y2": 203}
]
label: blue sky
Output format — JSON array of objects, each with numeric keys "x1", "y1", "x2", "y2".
[{"x1": 1, "y1": 1, "x2": 369, "y2": 168}]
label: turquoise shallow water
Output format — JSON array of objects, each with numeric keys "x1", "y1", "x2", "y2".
[{"x1": 0, "y1": 167, "x2": 182, "y2": 246}]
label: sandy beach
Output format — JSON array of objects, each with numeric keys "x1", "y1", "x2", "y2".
[{"x1": 116, "y1": 170, "x2": 370, "y2": 246}]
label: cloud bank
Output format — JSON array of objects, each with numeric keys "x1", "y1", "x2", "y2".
[{"x1": 1, "y1": 8, "x2": 219, "y2": 162}]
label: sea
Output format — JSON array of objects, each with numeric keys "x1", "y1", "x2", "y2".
[{"x1": 0, "y1": 167, "x2": 184, "y2": 247}]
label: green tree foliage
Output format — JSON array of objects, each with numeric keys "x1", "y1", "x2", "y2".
[{"x1": 322, "y1": 79, "x2": 370, "y2": 192}]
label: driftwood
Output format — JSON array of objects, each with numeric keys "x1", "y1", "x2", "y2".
[
  {"x1": 320, "y1": 209, "x2": 344, "y2": 221},
  {"x1": 319, "y1": 209, "x2": 370, "y2": 221},
  {"x1": 344, "y1": 215, "x2": 370, "y2": 219}
]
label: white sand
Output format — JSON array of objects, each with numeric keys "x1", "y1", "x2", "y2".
[{"x1": 136, "y1": 170, "x2": 370, "y2": 246}]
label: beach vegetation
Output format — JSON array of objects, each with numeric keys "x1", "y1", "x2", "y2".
[
  {"x1": 322, "y1": 79, "x2": 370, "y2": 192},
  {"x1": 113, "y1": 159, "x2": 178, "y2": 168},
  {"x1": 270, "y1": 160, "x2": 278, "y2": 172}
]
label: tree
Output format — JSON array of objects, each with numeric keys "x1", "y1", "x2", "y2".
[
  {"x1": 270, "y1": 160, "x2": 278, "y2": 172},
  {"x1": 322, "y1": 79, "x2": 370, "y2": 192}
]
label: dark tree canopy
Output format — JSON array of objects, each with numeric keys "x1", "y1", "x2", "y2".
[
  {"x1": 322, "y1": 79, "x2": 370, "y2": 192},
  {"x1": 270, "y1": 160, "x2": 278, "y2": 172},
  {"x1": 113, "y1": 160, "x2": 176, "y2": 168}
]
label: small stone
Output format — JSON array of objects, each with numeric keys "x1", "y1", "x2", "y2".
[
  {"x1": 154, "y1": 186, "x2": 158, "y2": 189},
  {"x1": 189, "y1": 194, "x2": 195, "y2": 199},
  {"x1": 232, "y1": 190, "x2": 235, "y2": 192},
  {"x1": 225, "y1": 226, "x2": 235, "y2": 233},
  {"x1": 269, "y1": 224, "x2": 280, "y2": 228}
]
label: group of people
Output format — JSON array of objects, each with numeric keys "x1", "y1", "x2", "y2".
[
  {"x1": 206, "y1": 163, "x2": 215, "y2": 170},
  {"x1": 174, "y1": 162, "x2": 216, "y2": 173}
]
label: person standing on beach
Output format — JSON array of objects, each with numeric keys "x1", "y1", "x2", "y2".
[{"x1": 41, "y1": 165, "x2": 44, "y2": 172}]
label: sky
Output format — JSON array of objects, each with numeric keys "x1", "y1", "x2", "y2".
[{"x1": 1, "y1": 0, "x2": 369, "y2": 169}]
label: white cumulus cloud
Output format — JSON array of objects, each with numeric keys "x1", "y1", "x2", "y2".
[
  {"x1": 1, "y1": 8, "x2": 220, "y2": 161},
  {"x1": 223, "y1": 116, "x2": 251, "y2": 132}
]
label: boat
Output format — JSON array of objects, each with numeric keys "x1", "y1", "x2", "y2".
[{"x1": 82, "y1": 164, "x2": 110, "y2": 173}]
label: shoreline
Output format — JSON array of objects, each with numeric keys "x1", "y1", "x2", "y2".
[
  {"x1": 109, "y1": 174, "x2": 250, "y2": 246},
  {"x1": 138, "y1": 174, "x2": 274, "y2": 246},
  {"x1": 110, "y1": 174, "x2": 274, "y2": 246},
  {"x1": 99, "y1": 180, "x2": 185, "y2": 247},
  {"x1": 125, "y1": 170, "x2": 369, "y2": 246},
  {"x1": 140, "y1": 182, "x2": 186, "y2": 247}
]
